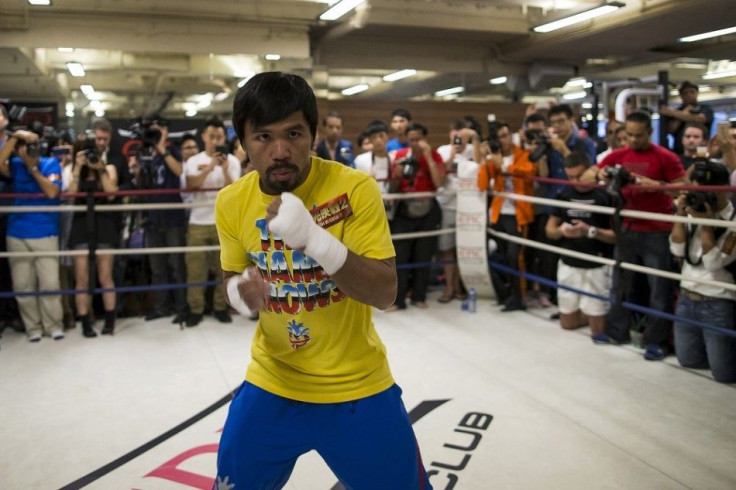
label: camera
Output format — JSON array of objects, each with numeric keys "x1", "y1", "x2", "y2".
[
  {"x1": 453, "y1": 135, "x2": 462, "y2": 146},
  {"x1": 52, "y1": 146, "x2": 70, "y2": 157},
  {"x1": 604, "y1": 165, "x2": 635, "y2": 195},
  {"x1": 487, "y1": 114, "x2": 501, "y2": 153},
  {"x1": 130, "y1": 115, "x2": 166, "y2": 154},
  {"x1": 685, "y1": 159, "x2": 730, "y2": 212},
  {"x1": 525, "y1": 129, "x2": 549, "y2": 162},
  {"x1": 400, "y1": 156, "x2": 420, "y2": 180}
]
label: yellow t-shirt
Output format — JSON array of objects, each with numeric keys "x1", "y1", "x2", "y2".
[{"x1": 215, "y1": 156, "x2": 396, "y2": 403}]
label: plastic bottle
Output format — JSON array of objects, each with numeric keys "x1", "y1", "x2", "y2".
[{"x1": 468, "y1": 287, "x2": 477, "y2": 313}]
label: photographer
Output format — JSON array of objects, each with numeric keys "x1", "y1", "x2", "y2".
[
  {"x1": 670, "y1": 160, "x2": 736, "y2": 383},
  {"x1": 477, "y1": 120, "x2": 536, "y2": 312},
  {"x1": 66, "y1": 138, "x2": 119, "y2": 337},
  {"x1": 387, "y1": 122, "x2": 444, "y2": 311},
  {"x1": 583, "y1": 110, "x2": 688, "y2": 361},
  {"x1": 183, "y1": 117, "x2": 241, "y2": 326},
  {"x1": 132, "y1": 116, "x2": 189, "y2": 324},
  {"x1": 0, "y1": 129, "x2": 64, "y2": 342}
]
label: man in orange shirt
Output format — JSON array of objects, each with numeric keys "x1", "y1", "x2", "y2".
[{"x1": 477, "y1": 121, "x2": 536, "y2": 311}]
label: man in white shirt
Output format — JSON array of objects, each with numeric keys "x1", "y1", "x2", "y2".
[
  {"x1": 354, "y1": 120, "x2": 392, "y2": 195},
  {"x1": 183, "y1": 118, "x2": 241, "y2": 326}
]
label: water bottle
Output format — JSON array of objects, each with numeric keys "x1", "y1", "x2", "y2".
[{"x1": 468, "y1": 288, "x2": 477, "y2": 313}]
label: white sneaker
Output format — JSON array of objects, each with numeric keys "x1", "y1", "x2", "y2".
[
  {"x1": 51, "y1": 330, "x2": 65, "y2": 341},
  {"x1": 28, "y1": 332, "x2": 42, "y2": 343}
]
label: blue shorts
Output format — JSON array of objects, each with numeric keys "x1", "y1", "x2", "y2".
[{"x1": 215, "y1": 382, "x2": 432, "y2": 490}]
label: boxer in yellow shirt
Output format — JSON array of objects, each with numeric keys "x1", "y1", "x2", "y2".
[{"x1": 214, "y1": 72, "x2": 432, "y2": 490}]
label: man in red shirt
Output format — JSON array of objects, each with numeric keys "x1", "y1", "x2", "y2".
[
  {"x1": 387, "y1": 123, "x2": 445, "y2": 311},
  {"x1": 583, "y1": 110, "x2": 687, "y2": 360}
]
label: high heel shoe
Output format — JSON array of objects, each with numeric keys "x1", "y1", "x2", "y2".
[
  {"x1": 101, "y1": 310, "x2": 116, "y2": 335},
  {"x1": 81, "y1": 315, "x2": 97, "y2": 338}
]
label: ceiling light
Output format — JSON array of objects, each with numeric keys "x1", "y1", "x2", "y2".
[
  {"x1": 95, "y1": 108, "x2": 105, "y2": 117},
  {"x1": 89, "y1": 100, "x2": 102, "y2": 110},
  {"x1": 265, "y1": 54, "x2": 281, "y2": 61},
  {"x1": 562, "y1": 91, "x2": 588, "y2": 100},
  {"x1": 582, "y1": 102, "x2": 593, "y2": 109},
  {"x1": 186, "y1": 109, "x2": 198, "y2": 117},
  {"x1": 57, "y1": 47, "x2": 74, "y2": 53},
  {"x1": 66, "y1": 62, "x2": 85, "y2": 77},
  {"x1": 341, "y1": 84, "x2": 370, "y2": 96},
  {"x1": 214, "y1": 91, "x2": 230, "y2": 101},
  {"x1": 28, "y1": 0, "x2": 51, "y2": 5},
  {"x1": 490, "y1": 76, "x2": 507, "y2": 85},
  {"x1": 702, "y1": 69, "x2": 736, "y2": 80},
  {"x1": 680, "y1": 26, "x2": 736, "y2": 43},
  {"x1": 319, "y1": 0, "x2": 366, "y2": 21},
  {"x1": 80, "y1": 84, "x2": 95, "y2": 97},
  {"x1": 65, "y1": 110, "x2": 74, "y2": 118},
  {"x1": 566, "y1": 77, "x2": 587, "y2": 87},
  {"x1": 383, "y1": 69, "x2": 416, "y2": 82},
  {"x1": 532, "y1": 2, "x2": 625, "y2": 33},
  {"x1": 65, "y1": 102, "x2": 74, "y2": 112},
  {"x1": 434, "y1": 86, "x2": 464, "y2": 97}
]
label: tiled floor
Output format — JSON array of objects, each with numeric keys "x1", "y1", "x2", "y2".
[{"x1": 1, "y1": 293, "x2": 735, "y2": 490}]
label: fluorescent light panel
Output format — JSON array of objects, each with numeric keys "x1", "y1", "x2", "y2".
[
  {"x1": 563, "y1": 91, "x2": 588, "y2": 100},
  {"x1": 490, "y1": 76, "x2": 507, "y2": 85},
  {"x1": 533, "y1": 2, "x2": 625, "y2": 33},
  {"x1": 383, "y1": 69, "x2": 416, "y2": 82},
  {"x1": 57, "y1": 47, "x2": 74, "y2": 53},
  {"x1": 680, "y1": 26, "x2": 736, "y2": 43},
  {"x1": 66, "y1": 62, "x2": 85, "y2": 77},
  {"x1": 341, "y1": 84, "x2": 369, "y2": 96},
  {"x1": 28, "y1": 0, "x2": 51, "y2": 5},
  {"x1": 265, "y1": 54, "x2": 281, "y2": 61},
  {"x1": 320, "y1": 0, "x2": 366, "y2": 21},
  {"x1": 80, "y1": 84, "x2": 95, "y2": 97},
  {"x1": 702, "y1": 69, "x2": 736, "y2": 80},
  {"x1": 434, "y1": 86, "x2": 464, "y2": 97}
]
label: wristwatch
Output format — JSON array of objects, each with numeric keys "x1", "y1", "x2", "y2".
[{"x1": 587, "y1": 226, "x2": 597, "y2": 239}]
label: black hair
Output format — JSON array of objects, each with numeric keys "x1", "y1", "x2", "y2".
[
  {"x1": 180, "y1": 133, "x2": 199, "y2": 146},
  {"x1": 463, "y1": 115, "x2": 483, "y2": 136},
  {"x1": 0, "y1": 105, "x2": 8, "y2": 120},
  {"x1": 406, "y1": 122, "x2": 428, "y2": 136},
  {"x1": 203, "y1": 116, "x2": 226, "y2": 132},
  {"x1": 626, "y1": 110, "x2": 652, "y2": 130},
  {"x1": 391, "y1": 108, "x2": 412, "y2": 121},
  {"x1": 232, "y1": 72, "x2": 318, "y2": 145},
  {"x1": 450, "y1": 119, "x2": 467, "y2": 131},
  {"x1": 525, "y1": 112, "x2": 548, "y2": 127},
  {"x1": 322, "y1": 110, "x2": 342, "y2": 127},
  {"x1": 549, "y1": 104, "x2": 573, "y2": 119},
  {"x1": 365, "y1": 119, "x2": 389, "y2": 136},
  {"x1": 563, "y1": 151, "x2": 591, "y2": 169}
]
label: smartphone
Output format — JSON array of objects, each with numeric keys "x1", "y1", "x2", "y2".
[
  {"x1": 52, "y1": 146, "x2": 70, "y2": 156},
  {"x1": 215, "y1": 144, "x2": 229, "y2": 155}
]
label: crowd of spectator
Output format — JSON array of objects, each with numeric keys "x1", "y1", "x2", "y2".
[{"x1": 1, "y1": 79, "x2": 735, "y2": 383}]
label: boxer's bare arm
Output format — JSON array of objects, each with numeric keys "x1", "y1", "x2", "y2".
[{"x1": 331, "y1": 255, "x2": 397, "y2": 310}]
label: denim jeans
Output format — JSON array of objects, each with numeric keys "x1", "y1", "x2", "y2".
[
  {"x1": 605, "y1": 231, "x2": 674, "y2": 345},
  {"x1": 674, "y1": 295, "x2": 736, "y2": 383}
]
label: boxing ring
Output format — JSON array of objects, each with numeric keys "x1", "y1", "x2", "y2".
[{"x1": 1, "y1": 174, "x2": 736, "y2": 490}]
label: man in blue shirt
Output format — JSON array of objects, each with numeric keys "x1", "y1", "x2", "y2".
[
  {"x1": 0, "y1": 129, "x2": 64, "y2": 342},
  {"x1": 315, "y1": 111, "x2": 355, "y2": 167},
  {"x1": 386, "y1": 108, "x2": 412, "y2": 153}
]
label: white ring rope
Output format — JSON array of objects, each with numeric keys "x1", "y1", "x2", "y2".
[
  {"x1": 489, "y1": 228, "x2": 736, "y2": 293},
  {"x1": 493, "y1": 191, "x2": 736, "y2": 230}
]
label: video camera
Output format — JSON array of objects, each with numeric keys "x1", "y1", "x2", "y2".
[
  {"x1": 129, "y1": 115, "x2": 167, "y2": 155},
  {"x1": 686, "y1": 159, "x2": 730, "y2": 212},
  {"x1": 604, "y1": 165, "x2": 636, "y2": 195},
  {"x1": 525, "y1": 129, "x2": 550, "y2": 162},
  {"x1": 487, "y1": 114, "x2": 501, "y2": 153}
]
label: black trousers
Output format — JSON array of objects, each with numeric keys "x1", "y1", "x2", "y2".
[{"x1": 390, "y1": 200, "x2": 442, "y2": 307}]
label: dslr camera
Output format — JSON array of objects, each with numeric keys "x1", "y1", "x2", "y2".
[
  {"x1": 604, "y1": 165, "x2": 636, "y2": 195},
  {"x1": 400, "y1": 156, "x2": 420, "y2": 180},
  {"x1": 487, "y1": 114, "x2": 501, "y2": 153},
  {"x1": 525, "y1": 129, "x2": 549, "y2": 162},
  {"x1": 685, "y1": 159, "x2": 730, "y2": 213}
]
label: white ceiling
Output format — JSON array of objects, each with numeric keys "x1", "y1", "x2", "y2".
[{"x1": 1, "y1": 0, "x2": 735, "y2": 120}]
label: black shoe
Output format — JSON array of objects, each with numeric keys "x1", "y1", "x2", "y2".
[
  {"x1": 185, "y1": 313, "x2": 203, "y2": 328},
  {"x1": 501, "y1": 301, "x2": 526, "y2": 312},
  {"x1": 81, "y1": 315, "x2": 97, "y2": 338},
  {"x1": 101, "y1": 311, "x2": 116, "y2": 335},
  {"x1": 214, "y1": 310, "x2": 232, "y2": 323},
  {"x1": 7, "y1": 318, "x2": 25, "y2": 333},
  {"x1": 172, "y1": 313, "x2": 188, "y2": 325}
]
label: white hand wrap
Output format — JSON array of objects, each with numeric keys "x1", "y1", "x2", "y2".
[
  {"x1": 226, "y1": 269, "x2": 255, "y2": 317},
  {"x1": 268, "y1": 192, "x2": 348, "y2": 275}
]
